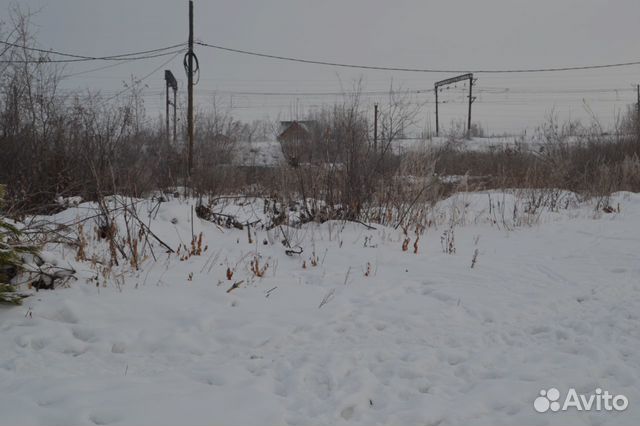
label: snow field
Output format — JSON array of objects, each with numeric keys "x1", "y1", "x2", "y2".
[{"x1": 1, "y1": 192, "x2": 639, "y2": 425}]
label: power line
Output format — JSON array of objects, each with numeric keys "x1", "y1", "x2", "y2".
[
  {"x1": 0, "y1": 49, "x2": 185, "y2": 64},
  {"x1": 98, "y1": 51, "x2": 183, "y2": 105},
  {"x1": 0, "y1": 40, "x2": 186, "y2": 63},
  {"x1": 196, "y1": 41, "x2": 640, "y2": 74},
  {"x1": 185, "y1": 97, "x2": 636, "y2": 110},
  {"x1": 62, "y1": 58, "x2": 143, "y2": 78},
  {"x1": 147, "y1": 84, "x2": 638, "y2": 103},
  {"x1": 61, "y1": 48, "x2": 185, "y2": 78},
  {"x1": 478, "y1": 87, "x2": 636, "y2": 95},
  {"x1": 0, "y1": 39, "x2": 185, "y2": 60},
  {"x1": 211, "y1": 88, "x2": 434, "y2": 96}
]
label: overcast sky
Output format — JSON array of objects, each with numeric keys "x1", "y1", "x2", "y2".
[{"x1": 4, "y1": 0, "x2": 640, "y2": 135}]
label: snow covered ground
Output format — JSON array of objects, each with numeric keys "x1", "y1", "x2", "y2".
[
  {"x1": 232, "y1": 140, "x2": 285, "y2": 167},
  {"x1": 392, "y1": 136, "x2": 527, "y2": 154},
  {"x1": 392, "y1": 134, "x2": 627, "y2": 155},
  {"x1": 229, "y1": 137, "x2": 535, "y2": 168},
  {"x1": 229, "y1": 135, "x2": 630, "y2": 166},
  {"x1": 226, "y1": 134, "x2": 611, "y2": 169},
  {"x1": 1, "y1": 192, "x2": 639, "y2": 425}
]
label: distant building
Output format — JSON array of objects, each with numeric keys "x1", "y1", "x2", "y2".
[
  {"x1": 277, "y1": 121, "x2": 317, "y2": 166},
  {"x1": 277, "y1": 121, "x2": 315, "y2": 143}
]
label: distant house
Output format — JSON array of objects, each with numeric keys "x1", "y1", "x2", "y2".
[
  {"x1": 277, "y1": 121, "x2": 315, "y2": 143},
  {"x1": 277, "y1": 121, "x2": 317, "y2": 166}
]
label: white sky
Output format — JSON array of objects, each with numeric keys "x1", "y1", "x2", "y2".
[{"x1": 4, "y1": 0, "x2": 640, "y2": 135}]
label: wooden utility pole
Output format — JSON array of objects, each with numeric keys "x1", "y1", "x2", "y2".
[
  {"x1": 435, "y1": 88, "x2": 439, "y2": 137},
  {"x1": 173, "y1": 87, "x2": 177, "y2": 143},
  {"x1": 187, "y1": 0, "x2": 194, "y2": 178},
  {"x1": 164, "y1": 70, "x2": 178, "y2": 142},
  {"x1": 636, "y1": 84, "x2": 640, "y2": 127},
  {"x1": 374, "y1": 103, "x2": 378, "y2": 153},
  {"x1": 467, "y1": 75, "x2": 475, "y2": 139},
  {"x1": 166, "y1": 80, "x2": 170, "y2": 141}
]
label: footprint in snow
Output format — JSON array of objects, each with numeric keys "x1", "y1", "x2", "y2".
[
  {"x1": 30, "y1": 336, "x2": 49, "y2": 351},
  {"x1": 72, "y1": 327, "x2": 96, "y2": 343},
  {"x1": 202, "y1": 375, "x2": 225, "y2": 386},
  {"x1": 89, "y1": 412, "x2": 123, "y2": 425},
  {"x1": 340, "y1": 405, "x2": 355, "y2": 421},
  {"x1": 45, "y1": 305, "x2": 79, "y2": 324},
  {"x1": 529, "y1": 325, "x2": 551, "y2": 335},
  {"x1": 111, "y1": 342, "x2": 126, "y2": 354}
]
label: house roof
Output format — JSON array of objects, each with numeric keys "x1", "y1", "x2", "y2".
[{"x1": 278, "y1": 120, "x2": 316, "y2": 137}]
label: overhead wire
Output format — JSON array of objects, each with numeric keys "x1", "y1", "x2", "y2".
[
  {"x1": 61, "y1": 49, "x2": 185, "y2": 78},
  {"x1": 3, "y1": 38, "x2": 636, "y2": 132},
  {"x1": 98, "y1": 50, "x2": 184, "y2": 105},
  {"x1": 196, "y1": 40, "x2": 640, "y2": 74},
  {"x1": 0, "y1": 40, "x2": 187, "y2": 63}
]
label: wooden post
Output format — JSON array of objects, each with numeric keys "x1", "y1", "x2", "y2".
[
  {"x1": 435, "y1": 86, "x2": 439, "y2": 137},
  {"x1": 173, "y1": 87, "x2": 177, "y2": 143},
  {"x1": 467, "y1": 75, "x2": 473, "y2": 139},
  {"x1": 165, "y1": 81, "x2": 170, "y2": 141},
  {"x1": 637, "y1": 84, "x2": 640, "y2": 129},
  {"x1": 187, "y1": 0, "x2": 194, "y2": 178},
  {"x1": 165, "y1": 70, "x2": 178, "y2": 143},
  {"x1": 374, "y1": 103, "x2": 378, "y2": 153}
]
